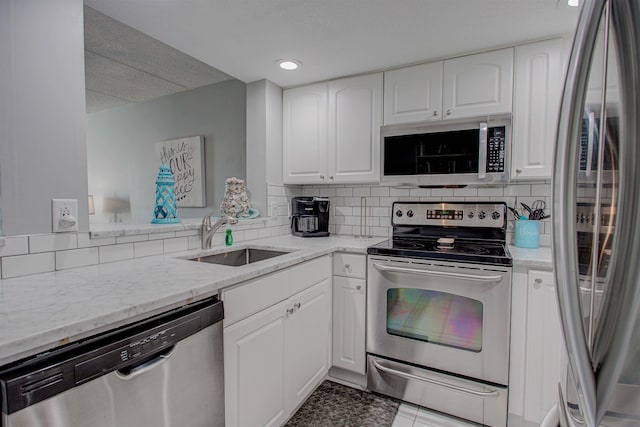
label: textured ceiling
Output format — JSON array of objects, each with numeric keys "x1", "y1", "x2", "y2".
[
  {"x1": 84, "y1": 0, "x2": 580, "y2": 89},
  {"x1": 84, "y1": 6, "x2": 235, "y2": 113}
]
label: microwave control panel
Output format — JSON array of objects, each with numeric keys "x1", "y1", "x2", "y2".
[{"x1": 486, "y1": 127, "x2": 506, "y2": 173}]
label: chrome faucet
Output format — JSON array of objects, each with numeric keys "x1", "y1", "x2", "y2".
[{"x1": 201, "y1": 215, "x2": 238, "y2": 249}]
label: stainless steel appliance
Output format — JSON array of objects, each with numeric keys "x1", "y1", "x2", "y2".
[
  {"x1": 290, "y1": 196, "x2": 330, "y2": 237},
  {"x1": 553, "y1": 0, "x2": 640, "y2": 426},
  {"x1": 367, "y1": 201, "x2": 512, "y2": 426},
  {"x1": 0, "y1": 297, "x2": 224, "y2": 427},
  {"x1": 381, "y1": 114, "x2": 511, "y2": 186}
]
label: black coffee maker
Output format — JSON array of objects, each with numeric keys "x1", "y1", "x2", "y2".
[{"x1": 290, "y1": 197, "x2": 330, "y2": 237}]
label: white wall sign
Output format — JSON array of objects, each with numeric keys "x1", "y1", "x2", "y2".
[{"x1": 155, "y1": 136, "x2": 206, "y2": 207}]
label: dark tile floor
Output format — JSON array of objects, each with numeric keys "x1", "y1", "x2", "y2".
[{"x1": 285, "y1": 380, "x2": 400, "y2": 427}]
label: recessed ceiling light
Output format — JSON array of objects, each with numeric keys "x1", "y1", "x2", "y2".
[
  {"x1": 278, "y1": 59, "x2": 301, "y2": 70},
  {"x1": 568, "y1": 0, "x2": 579, "y2": 7}
]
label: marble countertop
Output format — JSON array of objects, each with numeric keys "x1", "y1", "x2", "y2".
[
  {"x1": 0, "y1": 235, "x2": 384, "y2": 366},
  {"x1": 508, "y1": 244, "x2": 553, "y2": 270}
]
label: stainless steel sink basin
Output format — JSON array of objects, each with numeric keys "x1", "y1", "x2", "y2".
[{"x1": 188, "y1": 248, "x2": 290, "y2": 266}]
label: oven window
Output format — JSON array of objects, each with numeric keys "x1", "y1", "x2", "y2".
[{"x1": 386, "y1": 288, "x2": 483, "y2": 352}]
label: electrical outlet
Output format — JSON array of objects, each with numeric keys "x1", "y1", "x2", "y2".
[{"x1": 52, "y1": 199, "x2": 78, "y2": 232}]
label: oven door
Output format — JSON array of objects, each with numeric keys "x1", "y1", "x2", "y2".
[{"x1": 367, "y1": 255, "x2": 511, "y2": 385}]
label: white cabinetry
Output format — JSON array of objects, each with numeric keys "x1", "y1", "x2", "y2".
[
  {"x1": 383, "y1": 49, "x2": 513, "y2": 125},
  {"x1": 332, "y1": 253, "x2": 366, "y2": 375},
  {"x1": 512, "y1": 39, "x2": 565, "y2": 180},
  {"x1": 282, "y1": 83, "x2": 328, "y2": 184},
  {"x1": 223, "y1": 256, "x2": 332, "y2": 427},
  {"x1": 383, "y1": 62, "x2": 443, "y2": 124},
  {"x1": 283, "y1": 73, "x2": 382, "y2": 184},
  {"x1": 442, "y1": 48, "x2": 513, "y2": 119},
  {"x1": 509, "y1": 267, "x2": 566, "y2": 425}
]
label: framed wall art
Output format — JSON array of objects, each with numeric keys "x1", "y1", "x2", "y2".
[{"x1": 155, "y1": 136, "x2": 206, "y2": 207}]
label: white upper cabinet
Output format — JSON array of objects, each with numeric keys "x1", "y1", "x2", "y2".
[
  {"x1": 512, "y1": 39, "x2": 564, "y2": 180},
  {"x1": 383, "y1": 62, "x2": 443, "y2": 124},
  {"x1": 328, "y1": 73, "x2": 383, "y2": 183},
  {"x1": 383, "y1": 49, "x2": 513, "y2": 125},
  {"x1": 282, "y1": 83, "x2": 328, "y2": 184},
  {"x1": 283, "y1": 73, "x2": 382, "y2": 184},
  {"x1": 442, "y1": 48, "x2": 514, "y2": 119}
]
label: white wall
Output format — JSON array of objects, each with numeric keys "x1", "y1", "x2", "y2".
[
  {"x1": 0, "y1": 0, "x2": 89, "y2": 235},
  {"x1": 86, "y1": 80, "x2": 247, "y2": 224},
  {"x1": 246, "y1": 79, "x2": 283, "y2": 215}
]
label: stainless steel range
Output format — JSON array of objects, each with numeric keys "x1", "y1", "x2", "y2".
[{"x1": 367, "y1": 201, "x2": 512, "y2": 426}]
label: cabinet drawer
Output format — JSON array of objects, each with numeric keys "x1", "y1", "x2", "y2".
[
  {"x1": 222, "y1": 268, "x2": 290, "y2": 326},
  {"x1": 290, "y1": 255, "x2": 331, "y2": 295},
  {"x1": 333, "y1": 253, "x2": 366, "y2": 279}
]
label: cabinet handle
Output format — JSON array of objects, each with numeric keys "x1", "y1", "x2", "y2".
[
  {"x1": 446, "y1": 109, "x2": 452, "y2": 116},
  {"x1": 355, "y1": 285, "x2": 362, "y2": 290},
  {"x1": 516, "y1": 168, "x2": 523, "y2": 174},
  {"x1": 294, "y1": 302, "x2": 301, "y2": 309},
  {"x1": 320, "y1": 174, "x2": 325, "y2": 179},
  {"x1": 344, "y1": 264, "x2": 350, "y2": 269},
  {"x1": 534, "y1": 278, "x2": 543, "y2": 289},
  {"x1": 433, "y1": 110, "x2": 438, "y2": 116},
  {"x1": 287, "y1": 307, "x2": 295, "y2": 315},
  {"x1": 329, "y1": 176, "x2": 334, "y2": 180}
]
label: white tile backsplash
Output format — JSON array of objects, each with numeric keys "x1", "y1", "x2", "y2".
[
  {"x1": 116, "y1": 234, "x2": 149, "y2": 244},
  {"x1": 29, "y1": 233, "x2": 78, "y2": 253},
  {"x1": 56, "y1": 248, "x2": 99, "y2": 270},
  {"x1": 0, "y1": 236, "x2": 29, "y2": 257},
  {"x1": 163, "y1": 237, "x2": 189, "y2": 253},
  {"x1": 77, "y1": 233, "x2": 116, "y2": 247},
  {"x1": 2, "y1": 253, "x2": 56, "y2": 278},
  {"x1": 134, "y1": 240, "x2": 164, "y2": 258},
  {"x1": 99, "y1": 244, "x2": 134, "y2": 263}
]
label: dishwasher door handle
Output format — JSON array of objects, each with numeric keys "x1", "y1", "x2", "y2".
[{"x1": 115, "y1": 345, "x2": 176, "y2": 380}]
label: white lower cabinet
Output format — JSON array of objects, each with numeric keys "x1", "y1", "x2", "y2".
[
  {"x1": 331, "y1": 253, "x2": 367, "y2": 376},
  {"x1": 509, "y1": 268, "x2": 566, "y2": 425},
  {"x1": 332, "y1": 276, "x2": 366, "y2": 374},
  {"x1": 223, "y1": 256, "x2": 331, "y2": 427}
]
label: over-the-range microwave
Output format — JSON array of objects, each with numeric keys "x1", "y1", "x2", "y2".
[{"x1": 381, "y1": 114, "x2": 511, "y2": 186}]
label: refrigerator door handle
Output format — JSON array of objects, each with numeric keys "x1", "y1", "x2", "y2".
[
  {"x1": 553, "y1": 0, "x2": 607, "y2": 425},
  {"x1": 592, "y1": 1, "x2": 640, "y2": 423}
]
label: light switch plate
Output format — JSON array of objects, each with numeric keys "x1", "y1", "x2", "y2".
[{"x1": 52, "y1": 199, "x2": 78, "y2": 232}]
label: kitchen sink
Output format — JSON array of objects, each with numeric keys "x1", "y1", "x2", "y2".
[{"x1": 187, "y1": 248, "x2": 290, "y2": 266}]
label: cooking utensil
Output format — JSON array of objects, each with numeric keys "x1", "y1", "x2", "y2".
[
  {"x1": 521, "y1": 202, "x2": 533, "y2": 218},
  {"x1": 531, "y1": 199, "x2": 547, "y2": 220},
  {"x1": 508, "y1": 206, "x2": 520, "y2": 220}
]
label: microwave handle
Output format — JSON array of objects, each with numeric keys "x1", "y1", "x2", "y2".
[{"x1": 477, "y1": 122, "x2": 488, "y2": 180}]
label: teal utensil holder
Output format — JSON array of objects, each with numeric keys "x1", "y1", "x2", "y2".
[
  {"x1": 152, "y1": 164, "x2": 181, "y2": 224},
  {"x1": 515, "y1": 219, "x2": 540, "y2": 248}
]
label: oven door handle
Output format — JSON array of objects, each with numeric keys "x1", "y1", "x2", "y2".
[
  {"x1": 372, "y1": 263, "x2": 503, "y2": 283},
  {"x1": 477, "y1": 122, "x2": 488, "y2": 180},
  {"x1": 371, "y1": 359, "x2": 500, "y2": 398}
]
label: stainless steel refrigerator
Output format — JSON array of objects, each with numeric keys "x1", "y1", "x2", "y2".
[{"x1": 553, "y1": 0, "x2": 640, "y2": 426}]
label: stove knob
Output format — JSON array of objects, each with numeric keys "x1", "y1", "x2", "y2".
[
  {"x1": 478, "y1": 211, "x2": 487, "y2": 220},
  {"x1": 406, "y1": 210, "x2": 414, "y2": 218},
  {"x1": 395, "y1": 210, "x2": 403, "y2": 217},
  {"x1": 491, "y1": 211, "x2": 501, "y2": 220},
  {"x1": 467, "y1": 212, "x2": 475, "y2": 219}
]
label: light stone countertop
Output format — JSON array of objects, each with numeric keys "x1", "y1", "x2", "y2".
[
  {"x1": 508, "y1": 244, "x2": 553, "y2": 270},
  {"x1": 0, "y1": 235, "x2": 384, "y2": 366}
]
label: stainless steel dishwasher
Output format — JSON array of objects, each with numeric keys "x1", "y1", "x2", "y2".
[{"x1": 0, "y1": 296, "x2": 224, "y2": 427}]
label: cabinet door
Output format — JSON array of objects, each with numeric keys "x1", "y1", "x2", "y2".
[
  {"x1": 332, "y1": 276, "x2": 366, "y2": 374},
  {"x1": 327, "y1": 73, "x2": 382, "y2": 183},
  {"x1": 283, "y1": 83, "x2": 328, "y2": 184},
  {"x1": 224, "y1": 298, "x2": 290, "y2": 427},
  {"x1": 443, "y1": 48, "x2": 513, "y2": 119},
  {"x1": 523, "y1": 270, "x2": 566, "y2": 423},
  {"x1": 285, "y1": 279, "x2": 332, "y2": 413},
  {"x1": 383, "y1": 62, "x2": 443, "y2": 124},
  {"x1": 512, "y1": 39, "x2": 564, "y2": 180}
]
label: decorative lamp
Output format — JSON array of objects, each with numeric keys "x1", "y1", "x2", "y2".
[{"x1": 151, "y1": 164, "x2": 181, "y2": 224}]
